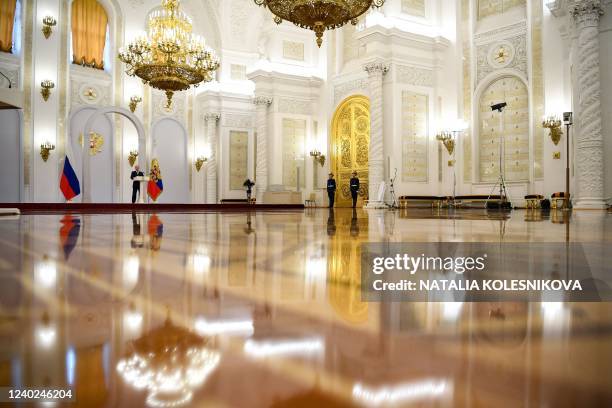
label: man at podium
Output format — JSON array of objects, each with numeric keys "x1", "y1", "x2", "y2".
[{"x1": 130, "y1": 164, "x2": 144, "y2": 203}]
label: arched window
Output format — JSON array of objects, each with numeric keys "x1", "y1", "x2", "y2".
[
  {"x1": 71, "y1": 0, "x2": 108, "y2": 70},
  {"x1": 478, "y1": 76, "x2": 529, "y2": 182},
  {"x1": 0, "y1": 0, "x2": 17, "y2": 53}
]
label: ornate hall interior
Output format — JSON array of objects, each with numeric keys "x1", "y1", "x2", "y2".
[{"x1": 0, "y1": 0, "x2": 612, "y2": 407}]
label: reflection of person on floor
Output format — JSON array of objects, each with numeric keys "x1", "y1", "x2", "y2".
[
  {"x1": 130, "y1": 165, "x2": 144, "y2": 203},
  {"x1": 245, "y1": 212, "x2": 255, "y2": 234},
  {"x1": 350, "y1": 171, "x2": 360, "y2": 208},
  {"x1": 350, "y1": 208, "x2": 360, "y2": 237},
  {"x1": 131, "y1": 211, "x2": 144, "y2": 248},
  {"x1": 327, "y1": 208, "x2": 336, "y2": 236},
  {"x1": 327, "y1": 173, "x2": 337, "y2": 208}
]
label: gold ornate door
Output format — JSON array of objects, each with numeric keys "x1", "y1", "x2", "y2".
[{"x1": 331, "y1": 95, "x2": 370, "y2": 207}]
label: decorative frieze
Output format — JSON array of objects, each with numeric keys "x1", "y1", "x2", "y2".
[
  {"x1": 334, "y1": 78, "x2": 369, "y2": 104},
  {"x1": 277, "y1": 97, "x2": 311, "y2": 115},
  {"x1": 223, "y1": 113, "x2": 252, "y2": 128},
  {"x1": 282, "y1": 41, "x2": 305, "y2": 61},
  {"x1": 395, "y1": 65, "x2": 434, "y2": 87}
]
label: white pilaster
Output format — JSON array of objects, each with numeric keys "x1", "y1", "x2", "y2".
[
  {"x1": 253, "y1": 96, "x2": 272, "y2": 204},
  {"x1": 205, "y1": 113, "x2": 220, "y2": 204},
  {"x1": 571, "y1": 0, "x2": 606, "y2": 208},
  {"x1": 364, "y1": 61, "x2": 389, "y2": 208}
]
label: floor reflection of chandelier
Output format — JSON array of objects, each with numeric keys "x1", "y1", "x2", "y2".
[
  {"x1": 254, "y1": 0, "x2": 386, "y2": 47},
  {"x1": 118, "y1": 0, "x2": 219, "y2": 108},
  {"x1": 116, "y1": 317, "x2": 221, "y2": 408}
]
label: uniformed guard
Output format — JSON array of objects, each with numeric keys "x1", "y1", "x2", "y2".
[
  {"x1": 327, "y1": 173, "x2": 337, "y2": 208},
  {"x1": 349, "y1": 171, "x2": 360, "y2": 208}
]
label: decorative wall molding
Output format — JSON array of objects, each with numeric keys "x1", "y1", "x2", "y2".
[
  {"x1": 70, "y1": 66, "x2": 112, "y2": 110},
  {"x1": 204, "y1": 112, "x2": 221, "y2": 122},
  {"x1": 282, "y1": 41, "x2": 305, "y2": 61},
  {"x1": 395, "y1": 65, "x2": 434, "y2": 87},
  {"x1": 333, "y1": 78, "x2": 369, "y2": 104},
  {"x1": 152, "y1": 90, "x2": 186, "y2": 123},
  {"x1": 222, "y1": 113, "x2": 252, "y2": 128},
  {"x1": 363, "y1": 61, "x2": 390, "y2": 75},
  {"x1": 277, "y1": 97, "x2": 312, "y2": 115},
  {"x1": 0, "y1": 53, "x2": 20, "y2": 88},
  {"x1": 476, "y1": 33, "x2": 527, "y2": 85},
  {"x1": 473, "y1": 21, "x2": 527, "y2": 45}
]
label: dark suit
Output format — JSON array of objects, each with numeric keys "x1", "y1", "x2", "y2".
[
  {"x1": 350, "y1": 177, "x2": 360, "y2": 208},
  {"x1": 327, "y1": 179, "x2": 337, "y2": 208},
  {"x1": 130, "y1": 170, "x2": 144, "y2": 203}
]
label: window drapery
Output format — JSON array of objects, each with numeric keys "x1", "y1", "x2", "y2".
[
  {"x1": 71, "y1": 0, "x2": 108, "y2": 69},
  {"x1": 0, "y1": 0, "x2": 17, "y2": 53}
]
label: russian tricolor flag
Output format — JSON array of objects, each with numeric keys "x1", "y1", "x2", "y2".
[
  {"x1": 147, "y1": 178, "x2": 163, "y2": 202},
  {"x1": 60, "y1": 156, "x2": 80, "y2": 201}
]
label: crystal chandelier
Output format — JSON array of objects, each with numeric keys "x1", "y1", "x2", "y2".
[
  {"x1": 254, "y1": 0, "x2": 386, "y2": 47},
  {"x1": 118, "y1": 0, "x2": 219, "y2": 108}
]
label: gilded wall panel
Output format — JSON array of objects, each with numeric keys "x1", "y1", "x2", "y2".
[
  {"x1": 531, "y1": 0, "x2": 544, "y2": 179},
  {"x1": 282, "y1": 118, "x2": 306, "y2": 189},
  {"x1": 401, "y1": 0, "x2": 425, "y2": 17},
  {"x1": 479, "y1": 77, "x2": 529, "y2": 182},
  {"x1": 402, "y1": 91, "x2": 428, "y2": 182},
  {"x1": 462, "y1": 0, "x2": 472, "y2": 182},
  {"x1": 478, "y1": 0, "x2": 526, "y2": 20},
  {"x1": 229, "y1": 131, "x2": 248, "y2": 190}
]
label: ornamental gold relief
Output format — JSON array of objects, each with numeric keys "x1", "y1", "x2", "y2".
[{"x1": 331, "y1": 95, "x2": 370, "y2": 206}]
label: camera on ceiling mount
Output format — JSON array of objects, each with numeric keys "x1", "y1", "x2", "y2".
[{"x1": 491, "y1": 102, "x2": 507, "y2": 112}]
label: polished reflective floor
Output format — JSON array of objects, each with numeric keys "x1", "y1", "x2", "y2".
[{"x1": 0, "y1": 208, "x2": 612, "y2": 407}]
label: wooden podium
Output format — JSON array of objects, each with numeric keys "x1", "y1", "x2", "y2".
[{"x1": 133, "y1": 176, "x2": 149, "y2": 203}]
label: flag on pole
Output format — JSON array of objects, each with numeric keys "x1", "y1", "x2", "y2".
[
  {"x1": 60, "y1": 156, "x2": 80, "y2": 201},
  {"x1": 147, "y1": 158, "x2": 163, "y2": 201}
]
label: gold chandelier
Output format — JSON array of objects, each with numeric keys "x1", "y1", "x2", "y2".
[
  {"x1": 118, "y1": 0, "x2": 219, "y2": 108},
  {"x1": 254, "y1": 0, "x2": 386, "y2": 47}
]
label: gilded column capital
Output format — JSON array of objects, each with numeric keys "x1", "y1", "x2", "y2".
[
  {"x1": 204, "y1": 112, "x2": 220, "y2": 122},
  {"x1": 363, "y1": 61, "x2": 389, "y2": 76},
  {"x1": 253, "y1": 96, "x2": 273, "y2": 107},
  {"x1": 571, "y1": 0, "x2": 604, "y2": 27}
]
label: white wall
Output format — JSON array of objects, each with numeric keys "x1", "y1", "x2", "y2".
[
  {"x1": 151, "y1": 118, "x2": 189, "y2": 203},
  {"x1": 69, "y1": 107, "x2": 114, "y2": 203},
  {"x1": 0, "y1": 110, "x2": 21, "y2": 202}
]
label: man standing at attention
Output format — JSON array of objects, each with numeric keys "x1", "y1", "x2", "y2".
[
  {"x1": 130, "y1": 164, "x2": 144, "y2": 204},
  {"x1": 350, "y1": 171, "x2": 360, "y2": 208},
  {"x1": 327, "y1": 173, "x2": 337, "y2": 208}
]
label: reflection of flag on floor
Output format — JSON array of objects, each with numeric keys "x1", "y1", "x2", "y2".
[
  {"x1": 59, "y1": 215, "x2": 81, "y2": 260},
  {"x1": 60, "y1": 156, "x2": 80, "y2": 201},
  {"x1": 147, "y1": 214, "x2": 163, "y2": 251},
  {"x1": 147, "y1": 178, "x2": 163, "y2": 202}
]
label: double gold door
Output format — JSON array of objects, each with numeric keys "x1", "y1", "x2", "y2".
[{"x1": 331, "y1": 96, "x2": 370, "y2": 207}]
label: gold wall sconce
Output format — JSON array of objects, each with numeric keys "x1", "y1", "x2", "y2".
[
  {"x1": 42, "y1": 16, "x2": 57, "y2": 39},
  {"x1": 128, "y1": 150, "x2": 139, "y2": 167},
  {"x1": 40, "y1": 141, "x2": 55, "y2": 162},
  {"x1": 436, "y1": 131, "x2": 456, "y2": 156},
  {"x1": 309, "y1": 149, "x2": 325, "y2": 166},
  {"x1": 195, "y1": 156, "x2": 208, "y2": 172},
  {"x1": 40, "y1": 80, "x2": 55, "y2": 101},
  {"x1": 129, "y1": 96, "x2": 142, "y2": 113},
  {"x1": 542, "y1": 116, "x2": 562, "y2": 145}
]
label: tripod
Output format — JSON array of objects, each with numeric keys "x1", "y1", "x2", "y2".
[
  {"x1": 387, "y1": 168, "x2": 398, "y2": 210},
  {"x1": 486, "y1": 104, "x2": 512, "y2": 208}
]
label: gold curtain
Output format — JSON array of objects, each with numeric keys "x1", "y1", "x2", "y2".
[
  {"x1": 0, "y1": 0, "x2": 17, "y2": 53},
  {"x1": 71, "y1": 0, "x2": 108, "y2": 69}
]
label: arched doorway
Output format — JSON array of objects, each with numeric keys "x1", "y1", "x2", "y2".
[{"x1": 331, "y1": 95, "x2": 370, "y2": 207}]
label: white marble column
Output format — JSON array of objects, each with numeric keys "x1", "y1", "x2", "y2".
[
  {"x1": 254, "y1": 96, "x2": 272, "y2": 204},
  {"x1": 364, "y1": 61, "x2": 389, "y2": 208},
  {"x1": 205, "y1": 113, "x2": 220, "y2": 204},
  {"x1": 571, "y1": 1, "x2": 606, "y2": 208}
]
